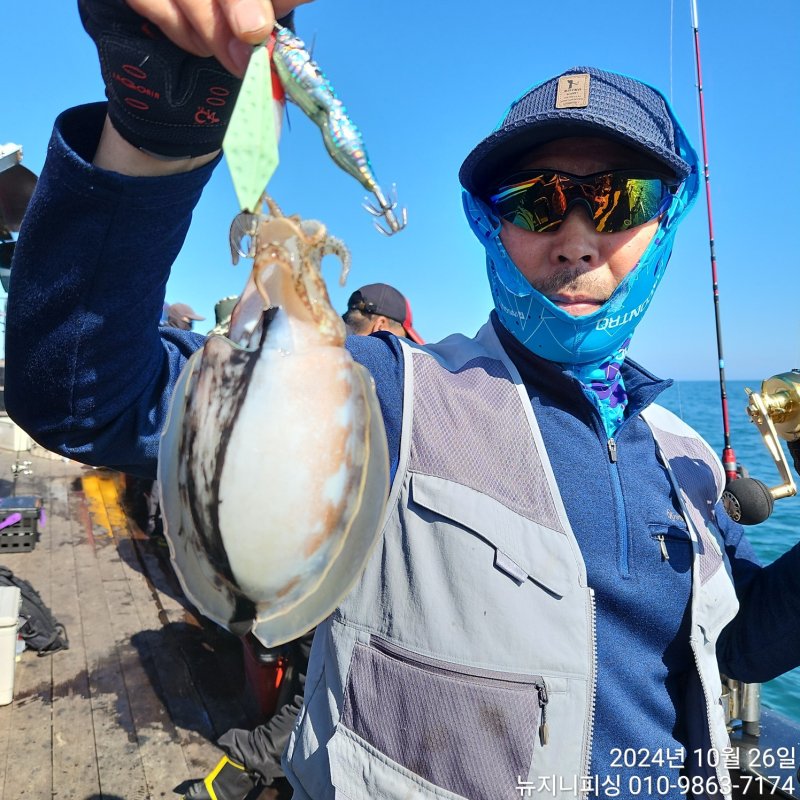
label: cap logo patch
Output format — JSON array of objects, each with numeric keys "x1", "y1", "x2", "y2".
[{"x1": 555, "y1": 74, "x2": 590, "y2": 109}]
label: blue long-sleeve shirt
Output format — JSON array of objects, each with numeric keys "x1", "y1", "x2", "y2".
[{"x1": 8, "y1": 104, "x2": 800, "y2": 794}]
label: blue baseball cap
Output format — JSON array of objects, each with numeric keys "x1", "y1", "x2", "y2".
[{"x1": 459, "y1": 66, "x2": 691, "y2": 196}]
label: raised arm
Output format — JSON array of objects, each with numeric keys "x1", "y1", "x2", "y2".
[
  {"x1": 6, "y1": 0, "x2": 311, "y2": 477},
  {"x1": 6, "y1": 104, "x2": 217, "y2": 478}
]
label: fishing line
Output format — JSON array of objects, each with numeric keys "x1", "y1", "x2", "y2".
[
  {"x1": 670, "y1": 0, "x2": 675, "y2": 104},
  {"x1": 677, "y1": 379, "x2": 684, "y2": 420}
]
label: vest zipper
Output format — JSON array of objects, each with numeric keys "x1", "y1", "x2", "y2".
[
  {"x1": 690, "y1": 639, "x2": 726, "y2": 788},
  {"x1": 656, "y1": 533, "x2": 670, "y2": 561},
  {"x1": 607, "y1": 438, "x2": 617, "y2": 462},
  {"x1": 580, "y1": 589, "x2": 598, "y2": 798},
  {"x1": 537, "y1": 681, "x2": 549, "y2": 746}
]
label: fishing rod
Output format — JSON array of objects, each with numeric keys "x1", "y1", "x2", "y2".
[{"x1": 690, "y1": 0, "x2": 738, "y2": 483}]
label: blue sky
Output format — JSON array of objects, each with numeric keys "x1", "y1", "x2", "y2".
[{"x1": 3, "y1": 0, "x2": 799, "y2": 379}]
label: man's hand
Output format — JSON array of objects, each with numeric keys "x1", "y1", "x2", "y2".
[
  {"x1": 83, "y1": 0, "x2": 312, "y2": 175},
  {"x1": 124, "y1": 0, "x2": 312, "y2": 77}
]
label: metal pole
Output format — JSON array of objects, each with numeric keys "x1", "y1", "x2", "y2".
[{"x1": 691, "y1": 0, "x2": 738, "y2": 482}]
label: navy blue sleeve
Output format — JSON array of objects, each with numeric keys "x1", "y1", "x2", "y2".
[
  {"x1": 6, "y1": 103, "x2": 403, "y2": 482},
  {"x1": 716, "y1": 501, "x2": 800, "y2": 682},
  {"x1": 6, "y1": 103, "x2": 216, "y2": 478},
  {"x1": 344, "y1": 331, "x2": 404, "y2": 485}
]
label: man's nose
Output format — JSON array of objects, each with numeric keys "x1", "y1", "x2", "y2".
[{"x1": 550, "y1": 205, "x2": 600, "y2": 266}]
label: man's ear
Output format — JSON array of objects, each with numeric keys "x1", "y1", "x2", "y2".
[{"x1": 370, "y1": 316, "x2": 392, "y2": 333}]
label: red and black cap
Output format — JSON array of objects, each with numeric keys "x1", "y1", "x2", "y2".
[{"x1": 347, "y1": 284, "x2": 424, "y2": 344}]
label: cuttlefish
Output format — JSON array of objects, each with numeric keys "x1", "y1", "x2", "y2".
[{"x1": 158, "y1": 196, "x2": 389, "y2": 646}]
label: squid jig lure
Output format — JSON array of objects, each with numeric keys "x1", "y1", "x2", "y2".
[{"x1": 271, "y1": 24, "x2": 407, "y2": 236}]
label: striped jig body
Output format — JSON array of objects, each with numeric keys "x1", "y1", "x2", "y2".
[{"x1": 272, "y1": 24, "x2": 407, "y2": 235}]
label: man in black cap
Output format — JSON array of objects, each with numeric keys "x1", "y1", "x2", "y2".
[
  {"x1": 8, "y1": 1, "x2": 800, "y2": 799},
  {"x1": 166, "y1": 301, "x2": 206, "y2": 331},
  {"x1": 342, "y1": 284, "x2": 424, "y2": 343}
]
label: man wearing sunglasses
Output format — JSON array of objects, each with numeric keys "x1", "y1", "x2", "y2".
[{"x1": 8, "y1": 1, "x2": 800, "y2": 797}]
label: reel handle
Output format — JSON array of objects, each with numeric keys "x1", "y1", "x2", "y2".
[
  {"x1": 727, "y1": 371, "x2": 799, "y2": 525},
  {"x1": 722, "y1": 478, "x2": 774, "y2": 526}
]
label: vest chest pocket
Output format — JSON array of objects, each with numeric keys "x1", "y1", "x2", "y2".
[
  {"x1": 409, "y1": 472, "x2": 578, "y2": 597},
  {"x1": 340, "y1": 635, "x2": 548, "y2": 800}
]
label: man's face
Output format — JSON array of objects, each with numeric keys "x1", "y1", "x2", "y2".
[{"x1": 497, "y1": 137, "x2": 662, "y2": 317}]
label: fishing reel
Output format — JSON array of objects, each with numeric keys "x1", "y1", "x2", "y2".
[{"x1": 722, "y1": 371, "x2": 800, "y2": 525}]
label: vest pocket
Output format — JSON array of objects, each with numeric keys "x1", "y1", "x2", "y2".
[{"x1": 340, "y1": 636, "x2": 547, "y2": 800}]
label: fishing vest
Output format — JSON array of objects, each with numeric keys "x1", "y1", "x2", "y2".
[{"x1": 284, "y1": 321, "x2": 740, "y2": 800}]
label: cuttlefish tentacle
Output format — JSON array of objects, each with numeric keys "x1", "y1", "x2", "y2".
[
  {"x1": 249, "y1": 211, "x2": 350, "y2": 346},
  {"x1": 252, "y1": 243, "x2": 291, "y2": 306},
  {"x1": 260, "y1": 192, "x2": 283, "y2": 217},
  {"x1": 321, "y1": 235, "x2": 352, "y2": 286}
]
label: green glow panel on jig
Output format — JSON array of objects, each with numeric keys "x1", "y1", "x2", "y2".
[{"x1": 223, "y1": 43, "x2": 279, "y2": 213}]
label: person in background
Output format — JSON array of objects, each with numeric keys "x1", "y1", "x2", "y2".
[
  {"x1": 143, "y1": 298, "x2": 206, "y2": 538},
  {"x1": 342, "y1": 283, "x2": 424, "y2": 343},
  {"x1": 209, "y1": 295, "x2": 240, "y2": 337},
  {"x1": 183, "y1": 285, "x2": 423, "y2": 800},
  {"x1": 166, "y1": 301, "x2": 205, "y2": 331}
]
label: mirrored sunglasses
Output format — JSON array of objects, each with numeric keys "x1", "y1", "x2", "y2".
[{"x1": 488, "y1": 170, "x2": 679, "y2": 234}]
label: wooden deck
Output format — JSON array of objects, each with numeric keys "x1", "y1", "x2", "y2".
[{"x1": 0, "y1": 449, "x2": 269, "y2": 800}]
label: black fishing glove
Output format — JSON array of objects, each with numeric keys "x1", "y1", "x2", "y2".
[
  {"x1": 78, "y1": 0, "x2": 294, "y2": 160},
  {"x1": 182, "y1": 756, "x2": 258, "y2": 800}
]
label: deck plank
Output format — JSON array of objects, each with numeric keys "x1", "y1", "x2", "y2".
[
  {"x1": 69, "y1": 487, "x2": 151, "y2": 800},
  {"x1": 108, "y1": 504, "x2": 223, "y2": 781},
  {"x1": 104, "y1": 575, "x2": 193, "y2": 799},
  {"x1": 50, "y1": 479, "x2": 101, "y2": 800},
  {"x1": 99, "y1": 471, "x2": 223, "y2": 786},
  {"x1": 114, "y1": 476, "x2": 257, "y2": 742},
  {"x1": 2, "y1": 471, "x2": 53, "y2": 800},
  {"x1": 125, "y1": 520, "x2": 257, "y2": 740}
]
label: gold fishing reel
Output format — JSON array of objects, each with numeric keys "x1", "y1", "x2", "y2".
[{"x1": 722, "y1": 370, "x2": 800, "y2": 525}]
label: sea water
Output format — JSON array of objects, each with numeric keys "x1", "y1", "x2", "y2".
[{"x1": 658, "y1": 379, "x2": 800, "y2": 722}]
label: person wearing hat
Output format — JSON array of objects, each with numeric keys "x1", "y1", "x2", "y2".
[
  {"x1": 342, "y1": 284, "x2": 425, "y2": 344},
  {"x1": 7, "y1": 2, "x2": 800, "y2": 798},
  {"x1": 165, "y1": 301, "x2": 206, "y2": 331}
]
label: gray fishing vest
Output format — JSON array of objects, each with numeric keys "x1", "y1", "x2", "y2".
[{"x1": 284, "y1": 321, "x2": 740, "y2": 800}]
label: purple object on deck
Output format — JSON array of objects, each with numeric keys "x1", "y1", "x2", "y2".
[{"x1": 0, "y1": 513, "x2": 22, "y2": 530}]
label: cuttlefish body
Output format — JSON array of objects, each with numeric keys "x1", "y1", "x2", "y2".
[{"x1": 158, "y1": 199, "x2": 389, "y2": 646}]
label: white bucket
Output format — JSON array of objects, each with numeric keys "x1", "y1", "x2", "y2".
[{"x1": 0, "y1": 586, "x2": 21, "y2": 705}]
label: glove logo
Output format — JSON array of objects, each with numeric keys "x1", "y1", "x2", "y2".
[
  {"x1": 111, "y1": 70, "x2": 160, "y2": 101},
  {"x1": 195, "y1": 107, "x2": 221, "y2": 125}
]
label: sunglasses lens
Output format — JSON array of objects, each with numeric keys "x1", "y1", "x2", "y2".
[
  {"x1": 490, "y1": 173, "x2": 563, "y2": 233},
  {"x1": 489, "y1": 172, "x2": 671, "y2": 234},
  {"x1": 595, "y1": 176, "x2": 668, "y2": 232}
]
